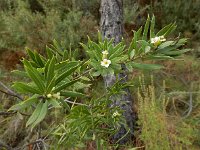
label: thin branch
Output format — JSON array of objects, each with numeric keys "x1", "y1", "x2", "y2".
[
  {"x1": 0, "y1": 81, "x2": 23, "y2": 100},
  {"x1": 0, "y1": 140, "x2": 13, "y2": 150},
  {"x1": 15, "y1": 139, "x2": 44, "y2": 150},
  {"x1": 73, "y1": 68, "x2": 94, "y2": 80},
  {"x1": 183, "y1": 92, "x2": 193, "y2": 118},
  {"x1": 0, "y1": 111, "x2": 16, "y2": 116},
  {"x1": 168, "y1": 91, "x2": 200, "y2": 95},
  {"x1": 0, "y1": 111, "x2": 30, "y2": 116},
  {"x1": 64, "y1": 98, "x2": 89, "y2": 107}
]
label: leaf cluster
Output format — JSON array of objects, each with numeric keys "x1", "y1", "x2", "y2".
[
  {"x1": 10, "y1": 41, "x2": 86, "y2": 129},
  {"x1": 82, "y1": 16, "x2": 190, "y2": 76}
]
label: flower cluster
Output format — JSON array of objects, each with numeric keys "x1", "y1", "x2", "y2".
[
  {"x1": 112, "y1": 111, "x2": 121, "y2": 118},
  {"x1": 101, "y1": 50, "x2": 111, "y2": 68},
  {"x1": 47, "y1": 92, "x2": 61, "y2": 100},
  {"x1": 151, "y1": 36, "x2": 166, "y2": 46}
]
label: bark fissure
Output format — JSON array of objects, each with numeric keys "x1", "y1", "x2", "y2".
[{"x1": 100, "y1": 0, "x2": 135, "y2": 144}]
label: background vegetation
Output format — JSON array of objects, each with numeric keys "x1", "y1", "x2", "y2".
[{"x1": 0, "y1": 0, "x2": 200, "y2": 149}]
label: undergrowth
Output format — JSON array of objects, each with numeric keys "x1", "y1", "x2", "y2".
[{"x1": 136, "y1": 76, "x2": 199, "y2": 150}]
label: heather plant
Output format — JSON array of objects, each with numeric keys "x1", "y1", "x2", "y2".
[
  {"x1": 4, "y1": 16, "x2": 193, "y2": 149},
  {"x1": 0, "y1": 0, "x2": 97, "y2": 52},
  {"x1": 137, "y1": 77, "x2": 196, "y2": 150},
  {"x1": 151, "y1": 0, "x2": 200, "y2": 39}
]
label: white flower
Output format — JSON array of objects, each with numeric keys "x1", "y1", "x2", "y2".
[
  {"x1": 53, "y1": 92, "x2": 61, "y2": 99},
  {"x1": 151, "y1": 36, "x2": 160, "y2": 44},
  {"x1": 47, "y1": 94, "x2": 52, "y2": 98},
  {"x1": 151, "y1": 36, "x2": 166, "y2": 46},
  {"x1": 112, "y1": 111, "x2": 121, "y2": 118},
  {"x1": 101, "y1": 59, "x2": 111, "y2": 68},
  {"x1": 102, "y1": 50, "x2": 109, "y2": 55}
]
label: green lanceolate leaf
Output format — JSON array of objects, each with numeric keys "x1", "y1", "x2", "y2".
[
  {"x1": 26, "y1": 48, "x2": 36, "y2": 62},
  {"x1": 127, "y1": 26, "x2": 142, "y2": 55},
  {"x1": 131, "y1": 62, "x2": 163, "y2": 70},
  {"x1": 53, "y1": 78, "x2": 80, "y2": 93},
  {"x1": 46, "y1": 76, "x2": 56, "y2": 93},
  {"x1": 150, "y1": 15, "x2": 155, "y2": 39},
  {"x1": 55, "y1": 60, "x2": 68, "y2": 70},
  {"x1": 46, "y1": 46, "x2": 54, "y2": 59},
  {"x1": 22, "y1": 58, "x2": 33, "y2": 68},
  {"x1": 55, "y1": 63, "x2": 80, "y2": 85},
  {"x1": 176, "y1": 38, "x2": 187, "y2": 47},
  {"x1": 51, "y1": 39, "x2": 64, "y2": 56},
  {"x1": 80, "y1": 43, "x2": 89, "y2": 52},
  {"x1": 11, "y1": 70, "x2": 28, "y2": 77},
  {"x1": 157, "y1": 23, "x2": 177, "y2": 37},
  {"x1": 63, "y1": 50, "x2": 68, "y2": 60},
  {"x1": 98, "y1": 30, "x2": 102, "y2": 42},
  {"x1": 46, "y1": 57, "x2": 55, "y2": 85},
  {"x1": 156, "y1": 23, "x2": 172, "y2": 36},
  {"x1": 44, "y1": 59, "x2": 50, "y2": 79},
  {"x1": 108, "y1": 38, "x2": 114, "y2": 47},
  {"x1": 146, "y1": 55, "x2": 174, "y2": 60},
  {"x1": 26, "y1": 101, "x2": 43, "y2": 127},
  {"x1": 142, "y1": 15, "x2": 150, "y2": 41},
  {"x1": 92, "y1": 71, "x2": 101, "y2": 77},
  {"x1": 31, "y1": 100, "x2": 48, "y2": 129},
  {"x1": 134, "y1": 27, "x2": 142, "y2": 54},
  {"x1": 138, "y1": 40, "x2": 151, "y2": 54},
  {"x1": 25, "y1": 66, "x2": 45, "y2": 92},
  {"x1": 49, "y1": 99, "x2": 61, "y2": 108},
  {"x1": 128, "y1": 34, "x2": 135, "y2": 55},
  {"x1": 126, "y1": 62, "x2": 133, "y2": 72},
  {"x1": 56, "y1": 61, "x2": 79, "y2": 72},
  {"x1": 12, "y1": 82, "x2": 41, "y2": 94},
  {"x1": 34, "y1": 51, "x2": 45, "y2": 67},
  {"x1": 9, "y1": 95, "x2": 38, "y2": 111},
  {"x1": 158, "y1": 41, "x2": 175, "y2": 49},
  {"x1": 26, "y1": 48, "x2": 46, "y2": 68},
  {"x1": 91, "y1": 41, "x2": 102, "y2": 54},
  {"x1": 109, "y1": 42, "x2": 122, "y2": 55},
  {"x1": 23, "y1": 59, "x2": 45, "y2": 92},
  {"x1": 60, "y1": 91, "x2": 85, "y2": 98},
  {"x1": 164, "y1": 23, "x2": 177, "y2": 37},
  {"x1": 161, "y1": 49, "x2": 191, "y2": 56},
  {"x1": 59, "y1": 99, "x2": 70, "y2": 111},
  {"x1": 103, "y1": 38, "x2": 108, "y2": 50},
  {"x1": 157, "y1": 45, "x2": 177, "y2": 53},
  {"x1": 109, "y1": 45, "x2": 125, "y2": 59}
]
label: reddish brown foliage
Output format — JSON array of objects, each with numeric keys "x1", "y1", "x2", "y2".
[{"x1": 0, "y1": 50, "x2": 25, "y2": 70}]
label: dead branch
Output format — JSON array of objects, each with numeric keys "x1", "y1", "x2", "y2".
[
  {"x1": 0, "y1": 81, "x2": 23, "y2": 101},
  {"x1": 0, "y1": 140, "x2": 13, "y2": 150}
]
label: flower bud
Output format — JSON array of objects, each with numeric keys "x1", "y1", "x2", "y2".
[{"x1": 47, "y1": 94, "x2": 52, "y2": 98}]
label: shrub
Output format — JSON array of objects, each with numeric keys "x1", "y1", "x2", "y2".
[
  {"x1": 0, "y1": 0, "x2": 98, "y2": 52},
  {"x1": 137, "y1": 77, "x2": 196, "y2": 150},
  {"x1": 5, "y1": 16, "x2": 192, "y2": 149}
]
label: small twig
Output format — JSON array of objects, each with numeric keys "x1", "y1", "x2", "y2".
[
  {"x1": 0, "y1": 111, "x2": 16, "y2": 116},
  {"x1": 168, "y1": 91, "x2": 200, "y2": 95},
  {"x1": 0, "y1": 111, "x2": 30, "y2": 116},
  {"x1": 0, "y1": 81, "x2": 23, "y2": 100},
  {"x1": 183, "y1": 92, "x2": 193, "y2": 118},
  {"x1": 15, "y1": 139, "x2": 43, "y2": 150},
  {"x1": 115, "y1": 128, "x2": 130, "y2": 144},
  {"x1": 64, "y1": 98, "x2": 89, "y2": 107},
  {"x1": 73, "y1": 68, "x2": 94, "y2": 81},
  {"x1": 0, "y1": 140, "x2": 13, "y2": 150}
]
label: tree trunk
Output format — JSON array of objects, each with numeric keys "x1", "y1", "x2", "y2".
[{"x1": 100, "y1": 0, "x2": 135, "y2": 144}]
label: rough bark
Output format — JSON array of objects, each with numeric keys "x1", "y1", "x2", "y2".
[{"x1": 100, "y1": 0, "x2": 135, "y2": 144}]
